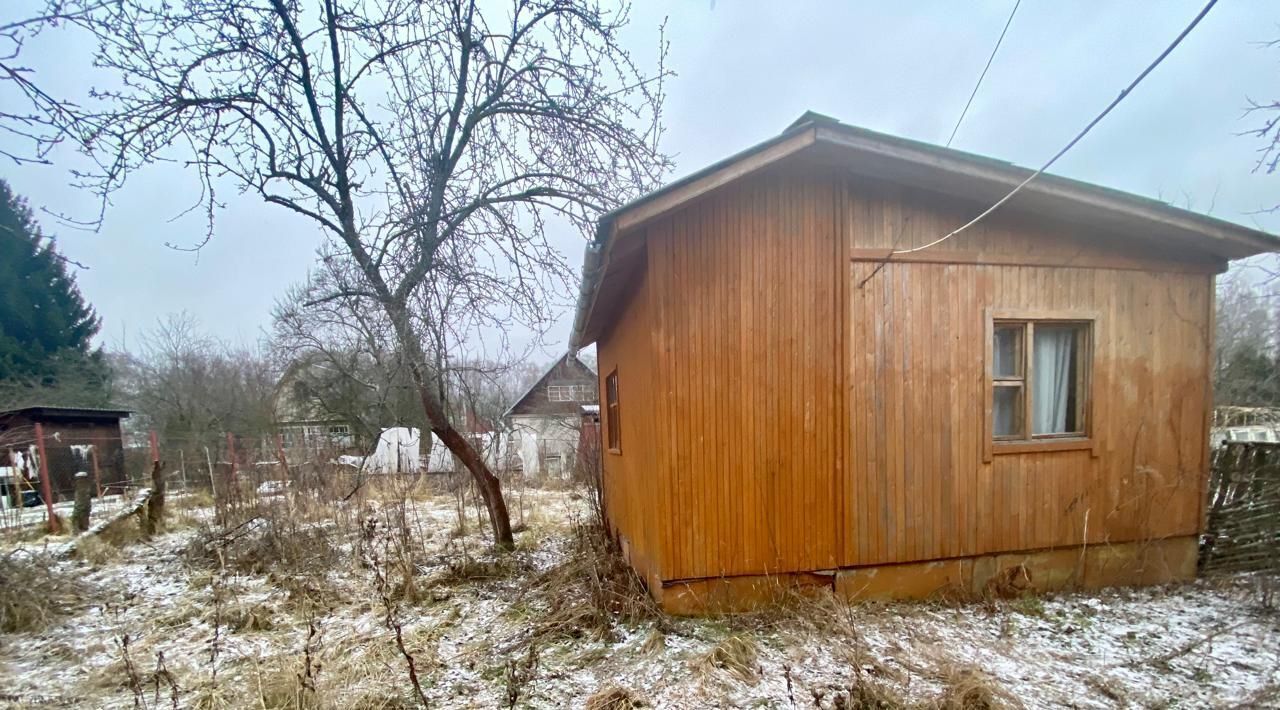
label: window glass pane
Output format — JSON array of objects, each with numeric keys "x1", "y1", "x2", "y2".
[
  {"x1": 606, "y1": 371, "x2": 620, "y2": 451},
  {"x1": 1032, "y1": 325, "x2": 1082, "y2": 434},
  {"x1": 993, "y1": 325, "x2": 1022, "y2": 378},
  {"x1": 993, "y1": 385, "x2": 1022, "y2": 437}
]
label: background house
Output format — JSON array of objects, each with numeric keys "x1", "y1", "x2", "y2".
[
  {"x1": 273, "y1": 359, "x2": 359, "y2": 454},
  {"x1": 572, "y1": 112, "x2": 1280, "y2": 613},
  {"x1": 0, "y1": 405, "x2": 130, "y2": 505},
  {"x1": 503, "y1": 354, "x2": 597, "y2": 478}
]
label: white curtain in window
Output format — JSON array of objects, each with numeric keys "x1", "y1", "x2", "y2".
[{"x1": 1033, "y1": 327, "x2": 1074, "y2": 434}]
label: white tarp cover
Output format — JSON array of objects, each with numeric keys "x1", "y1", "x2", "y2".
[{"x1": 368, "y1": 426, "x2": 421, "y2": 474}]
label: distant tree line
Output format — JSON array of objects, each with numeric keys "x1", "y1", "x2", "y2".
[{"x1": 1215, "y1": 277, "x2": 1280, "y2": 407}]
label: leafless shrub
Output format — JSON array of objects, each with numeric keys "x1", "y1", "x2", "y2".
[
  {"x1": 369, "y1": 536, "x2": 432, "y2": 707},
  {"x1": 0, "y1": 551, "x2": 93, "y2": 633},
  {"x1": 117, "y1": 632, "x2": 147, "y2": 708},
  {"x1": 504, "y1": 518, "x2": 660, "y2": 653},
  {"x1": 815, "y1": 677, "x2": 908, "y2": 710},
  {"x1": 185, "y1": 508, "x2": 338, "y2": 577}
]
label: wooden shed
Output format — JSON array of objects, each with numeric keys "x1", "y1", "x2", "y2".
[
  {"x1": 569, "y1": 112, "x2": 1280, "y2": 614},
  {"x1": 0, "y1": 405, "x2": 131, "y2": 504}
]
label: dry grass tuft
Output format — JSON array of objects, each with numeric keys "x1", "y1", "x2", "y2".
[
  {"x1": 640, "y1": 626, "x2": 666, "y2": 655},
  {"x1": 584, "y1": 684, "x2": 646, "y2": 710},
  {"x1": 174, "y1": 489, "x2": 216, "y2": 510},
  {"x1": 933, "y1": 665, "x2": 1019, "y2": 710},
  {"x1": 693, "y1": 634, "x2": 760, "y2": 684},
  {"x1": 99, "y1": 516, "x2": 145, "y2": 547},
  {"x1": 74, "y1": 535, "x2": 121, "y2": 566},
  {"x1": 217, "y1": 600, "x2": 276, "y2": 632},
  {"x1": 0, "y1": 551, "x2": 94, "y2": 633}
]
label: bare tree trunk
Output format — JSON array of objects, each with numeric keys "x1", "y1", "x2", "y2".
[
  {"x1": 144, "y1": 460, "x2": 165, "y2": 537},
  {"x1": 413, "y1": 379, "x2": 514, "y2": 550},
  {"x1": 388, "y1": 303, "x2": 515, "y2": 550}
]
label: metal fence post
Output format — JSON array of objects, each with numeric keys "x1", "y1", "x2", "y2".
[{"x1": 33, "y1": 422, "x2": 59, "y2": 534}]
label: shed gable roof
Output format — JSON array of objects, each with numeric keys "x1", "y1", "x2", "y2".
[{"x1": 570, "y1": 112, "x2": 1280, "y2": 348}]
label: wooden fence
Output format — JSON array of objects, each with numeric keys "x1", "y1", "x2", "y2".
[{"x1": 1201, "y1": 441, "x2": 1280, "y2": 574}]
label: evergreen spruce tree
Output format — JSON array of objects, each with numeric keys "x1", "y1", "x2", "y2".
[{"x1": 0, "y1": 180, "x2": 109, "y2": 407}]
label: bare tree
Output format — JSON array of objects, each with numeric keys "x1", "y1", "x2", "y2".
[
  {"x1": 117, "y1": 313, "x2": 279, "y2": 454},
  {"x1": 0, "y1": 2, "x2": 107, "y2": 165},
  {"x1": 273, "y1": 258, "x2": 426, "y2": 448},
  {"x1": 31, "y1": 0, "x2": 670, "y2": 548}
]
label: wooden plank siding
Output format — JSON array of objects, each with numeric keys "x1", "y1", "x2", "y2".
[{"x1": 596, "y1": 164, "x2": 1214, "y2": 585}]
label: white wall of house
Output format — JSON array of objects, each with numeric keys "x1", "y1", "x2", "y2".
[{"x1": 508, "y1": 414, "x2": 581, "y2": 478}]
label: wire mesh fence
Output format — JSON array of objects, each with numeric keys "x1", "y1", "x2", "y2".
[{"x1": 1, "y1": 425, "x2": 585, "y2": 538}]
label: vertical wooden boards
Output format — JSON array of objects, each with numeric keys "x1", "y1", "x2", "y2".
[
  {"x1": 597, "y1": 168, "x2": 1215, "y2": 584},
  {"x1": 840, "y1": 180, "x2": 1213, "y2": 566},
  {"x1": 612, "y1": 166, "x2": 843, "y2": 581}
]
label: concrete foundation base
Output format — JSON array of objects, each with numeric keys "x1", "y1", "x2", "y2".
[{"x1": 655, "y1": 536, "x2": 1199, "y2": 614}]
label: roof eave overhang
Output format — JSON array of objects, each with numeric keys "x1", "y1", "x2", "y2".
[
  {"x1": 570, "y1": 122, "x2": 1280, "y2": 349},
  {"x1": 570, "y1": 126, "x2": 820, "y2": 348},
  {"x1": 813, "y1": 124, "x2": 1280, "y2": 261}
]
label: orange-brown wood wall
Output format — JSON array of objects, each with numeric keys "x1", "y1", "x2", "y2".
[{"x1": 595, "y1": 165, "x2": 1216, "y2": 584}]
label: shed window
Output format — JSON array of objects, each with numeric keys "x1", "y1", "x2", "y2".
[
  {"x1": 991, "y1": 320, "x2": 1091, "y2": 443},
  {"x1": 605, "y1": 369, "x2": 621, "y2": 453}
]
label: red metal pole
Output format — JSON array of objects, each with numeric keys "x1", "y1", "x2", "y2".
[
  {"x1": 149, "y1": 430, "x2": 160, "y2": 464},
  {"x1": 33, "y1": 423, "x2": 60, "y2": 534}
]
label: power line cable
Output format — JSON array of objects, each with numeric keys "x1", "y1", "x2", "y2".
[
  {"x1": 895, "y1": 0, "x2": 1218, "y2": 256},
  {"x1": 947, "y1": 0, "x2": 1022, "y2": 148}
]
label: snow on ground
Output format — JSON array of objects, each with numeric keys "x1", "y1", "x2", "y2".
[{"x1": 0, "y1": 485, "x2": 1276, "y2": 709}]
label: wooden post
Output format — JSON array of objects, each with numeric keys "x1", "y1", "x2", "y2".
[
  {"x1": 89, "y1": 445, "x2": 103, "y2": 498},
  {"x1": 33, "y1": 422, "x2": 59, "y2": 534},
  {"x1": 149, "y1": 430, "x2": 160, "y2": 464},
  {"x1": 275, "y1": 432, "x2": 290, "y2": 489},
  {"x1": 144, "y1": 459, "x2": 165, "y2": 536},
  {"x1": 179, "y1": 448, "x2": 189, "y2": 493},
  {"x1": 226, "y1": 433, "x2": 237, "y2": 486},
  {"x1": 72, "y1": 472, "x2": 92, "y2": 532}
]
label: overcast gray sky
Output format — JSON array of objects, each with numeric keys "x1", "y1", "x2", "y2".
[{"x1": 2, "y1": 0, "x2": 1278, "y2": 357}]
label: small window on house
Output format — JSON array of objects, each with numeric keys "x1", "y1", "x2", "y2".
[
  {"x1": 991, "y1": 320, "x2": 1091, "y2": 443},
  {"x1": 605, "y1": 369, "x2": 621, "y2": 453}
]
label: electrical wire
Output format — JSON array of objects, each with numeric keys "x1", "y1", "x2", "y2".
[
  {"x1": 895, "y1": 0, "x2": 1218, "y2": 256},
  {"x1": 947, "y1": 0, "x2": 1022, "y2": 148}
]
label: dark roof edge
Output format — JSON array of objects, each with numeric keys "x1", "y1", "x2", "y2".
[{"x1": 0, "y1": 405, "x2": 132, "y2": 418}]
